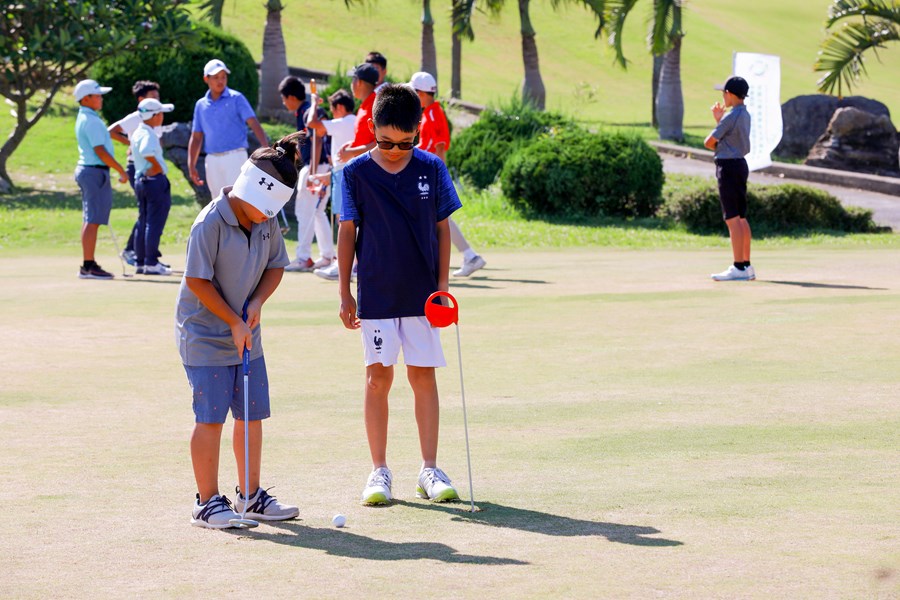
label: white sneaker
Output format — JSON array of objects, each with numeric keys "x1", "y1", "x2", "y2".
[
  {"x1": 361, "y1": 467, "x2": 393, "y2": 505},
  {"x1": 314, "y1": 262, "x2": 340, "y2": 281},
  {"x1": 285, "y1": 258, "x2": 315, "y2": 272},
  {"x1": 191, "y1": 494, "x2": 240, "y2": 529},
  {"x1": 234, "y1": 486, "x2": 299, "y2": 521},
  {"x1": 416, "y1": 467, "x2": 459, "y2": 502},
  {"x1": 312, "y1": 256, "x2": 333, "y2": 269},
  {"x1": 746, "y1": 265, "x2": 757, "y2": 280},
  {"x1": 453, "y1": 255, "x2": 486, "y2": 278},
  {"x1": 143, "y1": 263, "x2": 172, "y2": 275},
  {"x1": 711, "y1": 265, "x2": 751, "y2": 281}
]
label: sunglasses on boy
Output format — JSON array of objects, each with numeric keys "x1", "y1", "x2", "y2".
[{"x1": 374, "y1": 136, "x2": 418, "y2": 151}]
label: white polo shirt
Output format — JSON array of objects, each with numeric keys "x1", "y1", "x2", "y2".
[{"x1": 175, "y1": 189, "x2": 290, "y2": 366}]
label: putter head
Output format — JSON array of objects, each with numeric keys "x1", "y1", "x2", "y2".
[
  {"x1": 229, "y1": 517, "x2": 260, "y2": 529},
  {"x1": 424, "y1": 291, "x2": 458, "y2": 328}
]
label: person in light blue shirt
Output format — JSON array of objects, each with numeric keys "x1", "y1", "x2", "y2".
[
  {"x1": 130, "y1": 98, "x2": 175, "y2": 275},
  {"x1": 73, "y1": 79, "x2": 128, "y2": 280},
  {"x1": 187, "y1": 59, "x2": 269, "y2": 200}
]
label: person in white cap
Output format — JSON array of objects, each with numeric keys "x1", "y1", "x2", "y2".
[
  {"x1": 73, "y1": 79, "x2": 129, "y2": 280},
  {"x1": 188, "y1": 59, "x2": 269, "y2": 201},
  {"x1": 409, "y1": 71, "x2": 487, "y2": 278},
  {"x1": 130, "y1": 98, "x2": 175, "y2": 275},
  {"x1": 176, "y1": 131, "x2": 306, "y2": 529}
]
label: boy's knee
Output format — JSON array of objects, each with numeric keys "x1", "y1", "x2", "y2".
[{"x1": 366, "y1": 366, "x2": 392, "y2": 391}]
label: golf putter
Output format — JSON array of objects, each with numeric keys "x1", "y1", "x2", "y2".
[
  {"x1": 106, "y1": 225, "x2": 134, "y2": 278},
  {"x1": 425, "y1": 291, "x2": 477, "y2": 512},
  {"x1": 230, "y1": 300, "x2": 260, "y2": 529}
]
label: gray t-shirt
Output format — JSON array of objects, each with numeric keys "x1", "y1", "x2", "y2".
[
  {"x1": 175, "y1": 189, "x2": 290, "y2": 366},
  {"x1": 712, "y1": 104, "x2": 751, "y2": 159}
]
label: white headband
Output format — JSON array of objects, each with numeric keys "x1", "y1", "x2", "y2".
[{"x1": 231, "y1": 160, "x2": 293, "y2": 218}]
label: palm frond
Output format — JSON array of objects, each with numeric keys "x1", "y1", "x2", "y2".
[
  {"x1": 604, "y1": 0, "x2": 641, "y2": 68},
  {"x1": 451, "y1": 0, "x2": 477, "y2": 41},
  {"x1": 826, "y1": 0, "x2": 900, "y2": 28},
  {"x1": 815, "y1": 18, "x2": 900, "y2": 95},
  {"x1": 648, "y1": 0, "x2": 682, "y2": 55},
  {"x1": 195, "y1": 0, "x2": 225, "y2": 26}
]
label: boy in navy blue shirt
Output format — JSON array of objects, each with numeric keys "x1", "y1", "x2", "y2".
[{"x1": 338, "y1": 84, "x2": 463, "y2": 505}]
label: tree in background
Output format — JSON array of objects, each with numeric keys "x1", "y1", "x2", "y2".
[
  {"x1": 258, "y1": 0, "x2": 289, "y2": 119},
  {"x1": 421, "y1": 0, "x2": 439, "y2": 80},
  {"x1": 450, "y1": 0, "x2": 503, "y2": 99},
  {"x1": 600, "y1": 0, "x2": 685, "y2": 142},
  {"x1": 0, "y1": 0, "x2": 193, "y2": 191},
  {"x1": 814, "y1": 0, "x2": 900, "y2": 96}
]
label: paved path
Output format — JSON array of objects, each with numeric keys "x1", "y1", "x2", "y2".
[{"x1": 663, "y1": 155, "x2": 900, "y2": 231}]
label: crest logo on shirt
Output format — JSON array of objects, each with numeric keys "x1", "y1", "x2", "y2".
[
  {"x1": 258, "y1": 176, "x2": 274, "y2": 191},
  {"x1": 417, "y1": 175, "x2": 430, "y2": 198}
]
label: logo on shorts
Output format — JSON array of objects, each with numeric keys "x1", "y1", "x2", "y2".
[{"x1": 373, "y1": 329, "x2": 383, "y2": 353}]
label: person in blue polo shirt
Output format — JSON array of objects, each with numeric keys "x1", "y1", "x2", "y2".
[
  {"x1": 73, "y1": 79, "x2": 129, "y2": 280},
  {"x1": 337, "y1": 84, "x2": 463, "y2": 506},
  {"x1": 188, "y1": 59, "x2": 269, "y2": 201}
]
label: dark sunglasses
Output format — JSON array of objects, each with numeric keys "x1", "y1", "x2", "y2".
[{"x1": 374, "y1": 137, "x2": 416, "y2": 151}]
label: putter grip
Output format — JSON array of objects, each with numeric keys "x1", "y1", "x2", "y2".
[{"x1": 242, "y1": 300, "x2": 250, "y2": 373}]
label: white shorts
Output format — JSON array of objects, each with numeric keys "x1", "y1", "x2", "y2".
[
  {"x1": 361, "y1": 317, "x2": 446, "y2": 368},
  {"x1": 205, "y1": 149, "x2": 248, "y2": 199}
]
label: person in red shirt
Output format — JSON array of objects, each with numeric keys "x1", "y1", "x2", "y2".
[
  {"x1": 338, "y1": 63, "x2": 379, "y2": 164},
  {"x1": 410, "y1": 71, "x2": 486, "y2": 278}
]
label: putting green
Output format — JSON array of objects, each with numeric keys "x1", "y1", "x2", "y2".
[{"x1": 2, "y1": 247, "x2": 898, "y2": 598}]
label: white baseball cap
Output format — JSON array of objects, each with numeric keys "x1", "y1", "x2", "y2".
[
  {"x1": 409, "y1": 72, "x2": 437, "y2": 93},
  {"x1": 74, "y1": 79, "x2": 112, "y2": 101},
  {"x1": 203, "y1": 59, "x2": 231, "y2": 77},
  {"x1": 137, "y1": 98, "x2": 175, "y2": 121}
]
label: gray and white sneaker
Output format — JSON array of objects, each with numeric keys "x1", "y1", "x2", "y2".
[
  {"x1": 191, "y1": 493, "x2": 240, "y2": 529},
  {"x1": 361, "y1": 467, "x2": 393, "y2": 505},
  {"x1": 416, "y1": 467, "x2": 459, "y2": 502},
  {"x1": 143, "y1": 263, "x2": 172, "y2": 276},
  {"x1": 314, "y1": 262, "x2": 340, "y2": 281},
  {"x1": 711, "y1": 265, "x2": 751, "y2": 281},
  {"x1": 746, "y1": 265, "x2": 757, "y2": 280},
  {"x1": 453, "y1": 255, "x2": 486, "y2": 278},
  {"x1": 234, "y1": 486, "x2": 299, "y2": 521}
]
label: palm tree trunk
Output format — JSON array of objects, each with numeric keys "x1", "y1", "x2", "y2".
[
  {"x1": 421, "y1": 0, "x2": 438, "y2": 80},
  {"x1": 518, "y1": 0, "x2": 545, "y2": 110},
  {"x1": 258, "y1": 1, "x2": 288, "y2": 119},
  {"x1": 656, "y1": 35, "x2": 684, "y2": 142},
  {"x1": 451, "y1": 30, "x2": 462, "y2": 99},
  {"x1": 651, "y1": 54, "x2": 663, "y2": 129}
]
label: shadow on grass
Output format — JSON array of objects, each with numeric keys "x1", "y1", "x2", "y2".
[
  {"x1": 766, "y1": 280, "x2": 888, "y2": 291},
  {"x1": 234, "y1": 521, "x2": 529, "y2": 565},
  {"x1": 0, "y1": 186, "x2": 195, "y2": 210},
  {"x1": 395, "y1": 500, "x2": 683, "y2": 548}
]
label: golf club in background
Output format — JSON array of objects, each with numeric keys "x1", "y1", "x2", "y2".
[
  {"x1": 425, "y1": 291, "x2": 477, "y2": 513},
  {"x1": 106, "y1": 225, "x2": 133, "y2": 278},
  {"x1": 230, "y1": 300, "x2": 260, "y2": 529}
]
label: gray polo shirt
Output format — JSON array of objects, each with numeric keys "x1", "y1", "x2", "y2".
[
  {"x1": 712, "y1": 104, "x2": 751, "y2": 159},
  {"x1": 175, "y1": 189, "x2": 290, "y2": 366}
]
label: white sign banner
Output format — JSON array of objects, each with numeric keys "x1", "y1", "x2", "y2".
[{"x1": 733, "y1": 52, "x2": 783, "y2": 171}]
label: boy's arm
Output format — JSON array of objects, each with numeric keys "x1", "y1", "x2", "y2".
[
  {"x1": 338, "y1": 141, "x2": 375, "y2": 162},
  {"x1": 245, "y1": 267, "x2": 284, "y2": 330},
  {"x1": 433, "y1": 142, "x2": 447, "y2": 163},
  {"x1": 337, "y1": 220, "x2": 360, "y2": 330},
  {"x1": 94, "y1": 146, "x2": 128, "y2": 183},
  {"x1": 185, "y1": 277, "x2": 252, "y2": 354},
  {"x1": 108, "y1": 123, "x2": 130, "y2": 145},
  {"x1": 436, "y1": 218, "x2": 451, "y2": 292},
  {"x1": 144, "y1": 156, "x2": 164, "y2": 177},
  {"x1": 188, "y1": 131, "x2": 204, "y2": 185},
  {"x1": 247, "y1": 117, "x2": 269, "y2": 148}
]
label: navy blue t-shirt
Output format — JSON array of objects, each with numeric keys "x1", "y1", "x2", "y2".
[
  {"x1": 297, "y1": 102, "x2": 330, "y2": 166},
  {"x1": 341, "y1": 149, "x2": 462, "y2": 319}
]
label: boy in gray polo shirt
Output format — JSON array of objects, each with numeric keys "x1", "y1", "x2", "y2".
[
  {"x1": 704, "y1": 76, "x2": 754, "y2": 282},
  {"x1": 176, "y1": 132, "x2": 305, "y2": 528}
]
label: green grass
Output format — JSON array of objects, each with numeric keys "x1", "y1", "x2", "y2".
[{"x1": 210, "y1": 0, "x2": 900, "y2": 135}]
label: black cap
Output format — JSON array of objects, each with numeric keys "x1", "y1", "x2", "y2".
[
  {"x1": 348, "y1": 63, "x2": 379, "y2": 86},
  {"x1": 718, "y1": 76, "x2": 749, "y2": 99}
]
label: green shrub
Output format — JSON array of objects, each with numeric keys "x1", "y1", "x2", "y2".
[
  {"x1": 92, "y1": 22, "x2": 258, "y2": 124},
  {"x1": 661, "y1": 175, "x2": 882, "y2": 234},
  {"x1": 499, "y1": 127, "x2": 664, "y2": 218},
  {"x1": 447, "y1": 96, "x2": 570, "y2": 189}
]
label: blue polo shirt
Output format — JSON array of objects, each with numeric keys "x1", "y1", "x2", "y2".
[
  {"x1": 341, "y1": 149, "x2": 462, "y2": 319},
  {"x1": 191, "y1": 87, "x2": 257, "y2": 155},
  {"x1": 712, "y1": 104, "x2": 751, "y2": 159},
  {"x1": 75, "y1": 106, "x2": 114, "y2": 167}
]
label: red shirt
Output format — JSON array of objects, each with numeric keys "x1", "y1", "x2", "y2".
[
  {"x1": 417, "y1": 101, "x2": 451, "y2": 154},
  {"x1": 352, "y1": 92, "x2": 376, "y2": 147}
]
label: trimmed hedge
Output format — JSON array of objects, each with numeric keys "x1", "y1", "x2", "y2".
[
  {"x1": 661, "y1": 175, "x2": 882, "y2": 234},
  {"x1": 92, "y1": 22, "x2": 258, "y2": 124},
  {"x1": 500, "y1": 127, "x2": 665, "y2": 218},
  {"x1": 447, "y1": 98, "x2": 570, "y2": 189}
]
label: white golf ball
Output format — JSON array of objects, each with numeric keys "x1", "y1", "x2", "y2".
[{"x1": 332, "y1": 513, "x2": 346, "y2": 528}]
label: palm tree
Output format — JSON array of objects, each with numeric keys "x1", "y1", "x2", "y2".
[
  {"x1": 450, "y1": 0, "x2": 502, "y2": 99},
  {"x1": 814, "y1": 0, "x2": 900, "y2": 96},
  {"x1": 421, "y1": 0, "x2": 439, "y2": 80},
  {"x1": 258, "y1": 0, "x2": 289, "y2": 120},
  {"x1": 602, "y1": 0, "x2": 685, "y2": 142}
]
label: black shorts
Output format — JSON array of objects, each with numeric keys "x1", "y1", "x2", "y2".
[{"x1": 715, "y1": 158, "x2": 749, "y2": 220}]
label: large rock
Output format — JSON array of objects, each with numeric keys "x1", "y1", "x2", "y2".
[
  {"x1": 160, "y1": 122, "x2": 264, "y2": 205},
  {"x1": 774, "y1": 95, "x2": 891, "y2": 159},
  {"x1": 805, "y1": 107, "x2": 900, "y2": 176}
]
